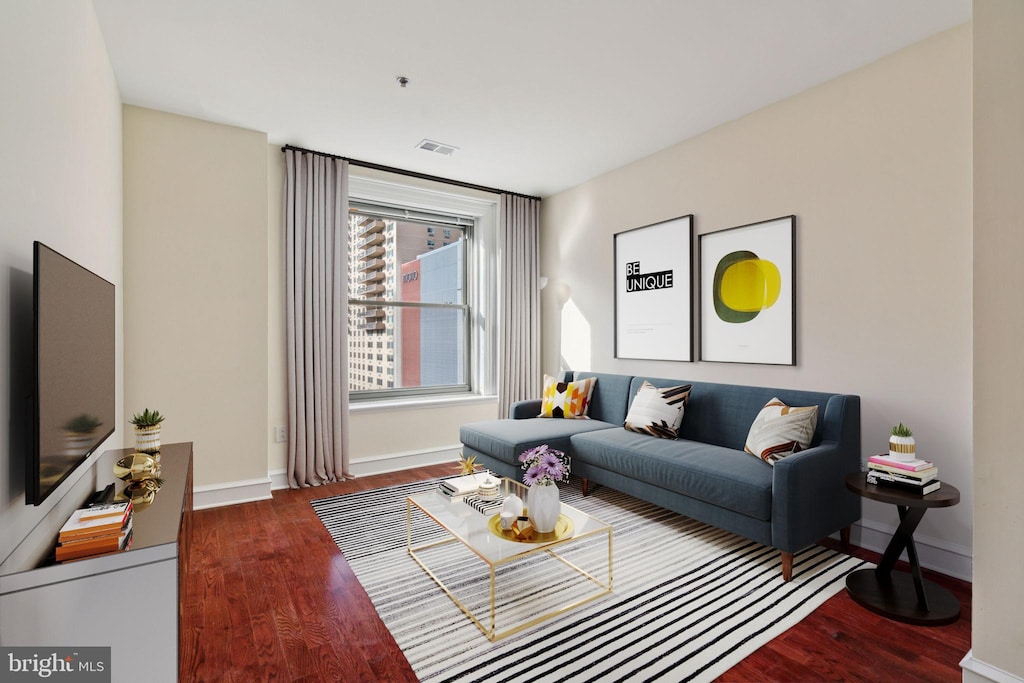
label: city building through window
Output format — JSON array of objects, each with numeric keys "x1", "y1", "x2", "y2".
[{"x1": 347, "y1": 206, "x2": 470, "y2": 398}]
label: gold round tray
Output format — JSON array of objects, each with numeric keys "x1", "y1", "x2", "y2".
[{"x1": 488, "y1": 513, "x2": 574, "y2": 543}]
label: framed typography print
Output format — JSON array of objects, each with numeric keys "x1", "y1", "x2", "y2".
[
  {"x1": 699, "y1": 215, "x2": 796, "y2": 365},
  {"x1": 614, "y1": 215, "x2": 693, "y2": 362}
]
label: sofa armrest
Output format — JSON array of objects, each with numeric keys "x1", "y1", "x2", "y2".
[
  {"x1": 509, "y1": 399, "x2": 542, "y2": 419},
  {"x1": 770, "y1": 441, "x2": 861, "y2": 553}
]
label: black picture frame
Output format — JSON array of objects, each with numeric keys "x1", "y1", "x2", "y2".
[
  {"x1": 698, "y1": 215, "x2": 796, "y2": 365},
  {"x1": 614, "y1": 215, "x2": 694, "y2": 362}
]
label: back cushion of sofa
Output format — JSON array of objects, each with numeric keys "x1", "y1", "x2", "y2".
[
  {"x1": 573, "y1": 372, "x2": 633, "y2": 425},
  {"x1": 630, "y1": 376, "x2": 834, "y2": 451}
]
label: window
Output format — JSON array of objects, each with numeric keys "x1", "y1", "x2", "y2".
[{"x1": 346, "y1": 175, "x2": 498, "y2": 402}]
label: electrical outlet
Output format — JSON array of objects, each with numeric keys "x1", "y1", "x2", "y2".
[{"x1": 274, "y1": 425, "x2": 287, "y2": 443}]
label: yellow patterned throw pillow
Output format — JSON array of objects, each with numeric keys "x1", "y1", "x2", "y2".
[
  {"x1": 744, "y1": 397, "x2": 818, "y2": 464},
  {"x1": 538, "y1": 374, "x2": 596, "y2": 419}
]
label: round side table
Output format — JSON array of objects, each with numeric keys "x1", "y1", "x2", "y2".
[{"x1": 844, "y1": 472, "x2": 960, "y2": 626}]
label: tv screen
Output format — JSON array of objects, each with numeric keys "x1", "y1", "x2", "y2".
[{"x1": 30, "y1": 242, "x2": 115, "y2": 505}]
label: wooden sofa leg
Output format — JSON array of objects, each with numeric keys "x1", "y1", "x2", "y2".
[
  {"x1": 781, "y1": 551, "x2": 794, "y2": 582},
  {"x1": 581, "y1": 479, "x2": 590, "y2": 496},
  {"x1": 840, "y1": 525, "x2": 851, "y2": 548}
]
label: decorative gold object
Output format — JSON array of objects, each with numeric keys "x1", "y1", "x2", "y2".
[
  {"x1": 456, "y1": 453, "x2": 479, "y2": 475},
  {"x1": 113, "y1": 453, "x2": 159, "y2": 481},
  {"x1": 488, "y1": 512, "x2": 574, "y2": 543},
  {"x1": 121, "y1": 477, "x2": 162, "y2": 508}
]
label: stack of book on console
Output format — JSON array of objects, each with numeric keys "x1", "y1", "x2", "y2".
[
  {"x1": 56, "y1": 500, "x2": 133, "y2": 563},
  {"x1": 867, "y1": 453, "x2": 940, "y2": 495}
]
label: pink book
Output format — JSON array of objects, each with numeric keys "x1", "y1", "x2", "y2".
[{"x1": 869, "y1": 453, "x2": 934, "y2": 472}]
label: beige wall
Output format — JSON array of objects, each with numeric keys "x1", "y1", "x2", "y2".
[
  {"x1": 267, "y1": 145, "x2": 288, "y2": 475},
  {"x1": 0, "y1": 0, "x2": 123, "y2": 566},
  {"x1": 971, "y1": 1, "x2": 1024, "y2": 679},
  {"x1": 123, "y1": 106, "x2": 268, "y2": 488},
  {"x1": 542, "y1": 26, "x2": 973, "y2": 577}
]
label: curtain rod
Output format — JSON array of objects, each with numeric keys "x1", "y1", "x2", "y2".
[{"x1": 281, "y1": 145, "x2": 541, "y2": 202}]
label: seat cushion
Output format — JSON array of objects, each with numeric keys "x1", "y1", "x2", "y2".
[
  {"x1": 573, "y1": 372, "x2": 634, "y2": 425},
  {"x1": 460, "y1": 418, "x2": 619, "y2": 467},
  {"x1": 570, "y1": 428, "x2": 774, "y2": 521}
]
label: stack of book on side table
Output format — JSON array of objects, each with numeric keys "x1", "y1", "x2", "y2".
[
  {"x1": 55, "y1": 500, "x2": 134, "y2": 563},
  {"x1": 867, "y1": 453, "x2": 941, "y2": 495}
]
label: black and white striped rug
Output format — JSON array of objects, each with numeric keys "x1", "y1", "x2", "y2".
[{"x1": 312, "y1": 478, "x2": 869, "y2": 682}]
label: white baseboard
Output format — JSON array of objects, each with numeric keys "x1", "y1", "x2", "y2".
[
  {"x1": 193, "y1": 477, "x2": 272, "y2": 510},
  {"x1": 961, "y1": 650, "x2": 1024, "y2": 683},
  {"x1": 268, "y1": 444, "x2": 462, "y2": 490},
  {"x1": 844, "y1": 518, "x2": 972, "y2": 582},
  {"x1": 349, "y1": 444, "x2": 462, "y2": 478}
]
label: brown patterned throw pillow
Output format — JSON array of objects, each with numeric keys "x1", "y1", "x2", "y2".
[{"x1": 624, "y1": 381, "x2": 692, "y2": 439}]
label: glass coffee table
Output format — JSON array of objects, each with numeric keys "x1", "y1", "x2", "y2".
[{"x1": 406, "y1": 477, "x2": 613, "y2": 641}]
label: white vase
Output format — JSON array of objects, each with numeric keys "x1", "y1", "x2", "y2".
[
  {"x1": 502, "y1": 493, "x2": 524, "y2": 518},
  {"x1": 889, "y1": 435, "x2": 916, "y2": 462},
  {"x1": 528, "y1": 483, "x2": 560, "y2": 533}
]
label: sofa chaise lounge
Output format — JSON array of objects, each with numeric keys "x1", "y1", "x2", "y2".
[{"x1": 459, "y1": 371, "x2": 862, "y2": 580}]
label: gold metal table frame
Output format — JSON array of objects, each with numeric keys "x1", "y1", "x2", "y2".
[{"x1": 406, "y1": 478, "x2": 613, "y2": 641}]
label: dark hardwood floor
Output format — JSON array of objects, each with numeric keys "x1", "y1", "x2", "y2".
[{"x1": 180, "y1": 465, "x2": 971, "y2": 682}]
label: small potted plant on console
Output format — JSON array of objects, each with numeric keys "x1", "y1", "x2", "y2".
[{"x1": 130, "y1": 408, "x2": 165, "y2": 455}]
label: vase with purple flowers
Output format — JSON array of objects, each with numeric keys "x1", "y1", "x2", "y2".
[{"x1": 518, "y1": 444, "x2": 570, "y2": 533}]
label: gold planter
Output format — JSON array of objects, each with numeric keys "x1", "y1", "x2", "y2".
[
  {"x1": 134, "y1": 425, "x2": 161, "y2": 454},
  {"x1": 888, "y1": 435, "x2": 916, "y2": 462}
]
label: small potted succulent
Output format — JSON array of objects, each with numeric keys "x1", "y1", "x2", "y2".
[
  {"x1": 888, "y1": 422, "x2": 916, "y2": 462},
  {"x1": 130, "y1": 408, "x2": 165, "y2": 454}
]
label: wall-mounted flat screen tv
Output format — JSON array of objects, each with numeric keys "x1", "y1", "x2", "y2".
[{"x1": 30, "y1": 242, "x2": 115, "y2": 505}]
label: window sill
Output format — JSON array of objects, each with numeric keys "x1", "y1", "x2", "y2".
[{"x1": 349, "y1": 393, "x2": 498, "y2": 415}]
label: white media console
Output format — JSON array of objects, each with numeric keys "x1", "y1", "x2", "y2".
[{"x1": 0, "y1": 442, "x2": 193, "y2": 682}]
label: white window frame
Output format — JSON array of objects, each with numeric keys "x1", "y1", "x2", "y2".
[{"x1": 347, "y1": 174, "x2": 498, "y2": 404}]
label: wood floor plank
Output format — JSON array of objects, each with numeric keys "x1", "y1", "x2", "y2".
[{"x1": 181, "y1": 465, "x2": 972, "y2": 682}]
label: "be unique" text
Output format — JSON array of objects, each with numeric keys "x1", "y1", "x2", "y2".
[{"x1": 626, "y1": 261, "x2": 673, "y2": 292}]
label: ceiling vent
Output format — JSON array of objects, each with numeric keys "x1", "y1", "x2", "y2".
[{"x1": 416, "y1": 139, "x2": 458, "y2": 156}]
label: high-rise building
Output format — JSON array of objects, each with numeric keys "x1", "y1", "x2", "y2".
[
  {"x1": 347, "y1": 213, "x2": 464, "y2": 393},
  {"x1": 400, "y1": 242, "x2": 465, "y2": 388}
]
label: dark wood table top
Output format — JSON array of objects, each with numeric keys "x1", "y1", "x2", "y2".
[{"x1": 845, "y1": 471, "x2": 959, "y2": 508}]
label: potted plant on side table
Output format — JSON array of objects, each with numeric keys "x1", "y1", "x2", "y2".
[{"x1": 888, "y1": 422, "x2": 916, "y2": 462}]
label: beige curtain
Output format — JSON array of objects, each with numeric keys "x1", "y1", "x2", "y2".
[
  {"x1": 498, "y1": 194, "x2": 542, "y2": 418},
  {"x1": 283, "y1": 149, "x2": 351, "y2": 487}
]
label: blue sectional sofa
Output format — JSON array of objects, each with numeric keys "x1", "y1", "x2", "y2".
[{"x1": 459, "y1": 371, "x2": 861, "y2": 580}]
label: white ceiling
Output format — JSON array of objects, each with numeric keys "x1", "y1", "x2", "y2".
[{"x1": 92, "y1": 0, "x2": 971, "y2": 197}]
